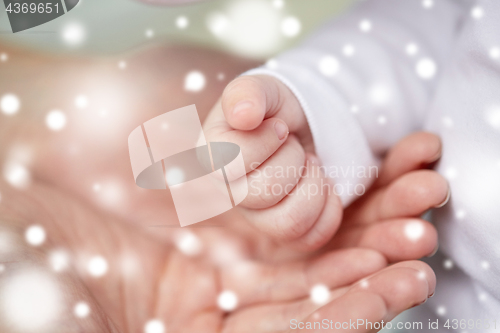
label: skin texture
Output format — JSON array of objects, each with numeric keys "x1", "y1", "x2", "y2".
[{"x1": 0, "y1": 44, "x2": 447, "y2": 332}]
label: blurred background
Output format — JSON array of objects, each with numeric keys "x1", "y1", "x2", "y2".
[{"x1": 0, "y1": 0, "x2": 354, "y2": 59}]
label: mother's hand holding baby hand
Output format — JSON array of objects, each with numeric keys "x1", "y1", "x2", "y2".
[{"x1": 204, "y1": 74, "x2": 449, "y2": 254}]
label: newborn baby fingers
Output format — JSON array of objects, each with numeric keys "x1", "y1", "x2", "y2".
[
  {"x1": 242, "y1": 155, "x2": 339, "y2": 247},
  {"x1": 242, "y1": 135, "x2": 305, "y2": 209}
]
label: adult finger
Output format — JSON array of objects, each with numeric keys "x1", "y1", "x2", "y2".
[
  {"x1": 330, "y1": 218, "x2": 438, "y2": 262},
  {"x1": 344, "y1": 170, "x2": 449, "y2": 225},
  {"x1": 376, "y1": 132, "x2": 442, "y2": 187},
  {"x1": 219, "y1": 248, "x2": 386, "y2": 307}
]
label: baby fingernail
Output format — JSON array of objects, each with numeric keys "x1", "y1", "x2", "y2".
[
  {"x1": 434, "y1": 187, "x2": 451, "y2": 208},
  {"x1": 427, "y1": 244, "x2": 439, "y2": 257},
  {"x1": 233, "y1": 101, "x2": 253, "y2": 115},
  {"x1": 274, "y1": 120, "x2": 288, "y2": 140},
  {"x1": 426, "y1": 150, "x2": 442, "y2": 164},
  {"x1": 411, "y1": 298, "x2": 427, "y2": 308}
]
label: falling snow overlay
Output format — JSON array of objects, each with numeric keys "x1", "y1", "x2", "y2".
[{"x1": 0, "y1": 0, "x2": 500, "y2": 330}]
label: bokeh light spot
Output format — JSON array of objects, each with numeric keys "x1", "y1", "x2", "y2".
[
  {"x1": 416, "y1": 57, "x2": 437, "y2": 79},
  {"x1": 359, "y1": 19, "x2": 372, "y2": 32},
  {"x1": 318, "y1": 55, "x2": 340, "y2": 77},
  {"x1": 443, "y1": 259, "x2": 454, "y2": 270},
  {"x1": 75, "y1": 95, "x2": 89, "y2": 109},
  {"x1": 175, "y1": 231, "x2": 202, "y2": 256},
  {"x1": 25, "y1": 225, "x2": 46, "y2": 247},
  {"x1": 406, "y1": 43, "x2": 418, "y2": 56},
  {"x1": 404, "y1": 221, "x2": 425, "y2": 242},
  {"x1": 217, "y1": 290, "x2": 238, "y2": 311},
  {"x1": 310, "y1": 284, "x2": 330, "y2": 305},
  {"x1": 144, "y1": 319, "x2": 166, "y2": 333},
  {"x1": 3, "y1": 161, "x2": 31, "y2": 189},
  {"x1": 62, "y1": 22, "x2": 86, "y2": 46},
  {"x1": 471, "y1": 6, "x2": 484, "y2": 19},
  {"x1": 1, "y1": 93, "x2": 20, "y2": 115},
  {"x1": 281, "y1": 16, "x2": 301, "y2": 37},
  {"x1": 46, "y1": 110, "x2": 67, "y2": 131},
  {"x1": 184, "y1": 71, "x2": 206, "y2": 92},
  {"x1": 74, "y1": 302, "x2": 91, "y2": 318},
  {"x1": 176, "y1": 16, "x2": 189, "y2": 29},
  {"x1": 49, "y1": 250, "x2": 70, "y2": 272},
  {"x1": 0, "y1": 269, "x2": 63, "y2": 331},
  {"x1": 88, "y1": 256, "x2": 108, "y2": 277}
]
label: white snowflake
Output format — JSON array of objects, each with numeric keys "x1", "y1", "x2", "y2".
[
  {"x1": 490, "y1": 47, "x2": 500, "y2": 60},
  {"x1": 1, "y1": 94, "x2": 20, "y2": 115},
  {"x1": 481, "y1": 260, "x2": 490, "y2": 270},
  {"x1": 471, "y1": 6, "x2": 484, "y2": 20},
  {"x1": 93, "y1": 183, "x2": 101, "y2": 192},
  {"x1": 175, "y1": 231, "x2": 202, "y2": 256},
  {"x1": 74, "y1": 302, "x2": 91, "y2": 318},
  {"x1": 406, "y1": 43, "x2": 418, "y2": 56},
  {"x1": 359, "y1": 279, "x2": 369, "y2": 289},
  {"x1": 144, "y1": 319, "x2": 166, "y2": 333},
  {"x1": 207, "y1": 12, "x2": 228, "y2": 37},
  {"x1": 145, "y1": 29, "x2": 155, "y2": 38},
  {"x1": 436, "y1": 306, "x2": 447, "y2": 316},
  {"x1": 176, "y1": 16, "x2": 189, "y2": 29},
  {"x1": 404, "y1": 221, "x2": 425, "y2": 242},
  {"x1": 350, "y1": 105, "x2": 359, "y2": 114},
  {"x1": 272, "y1": 0, "x2": 284, "y2": 9},
  {"x1": 184, "y1": 71, "x2": 206, "y2": 92},
  {"x1": 310, "y1": 284, "x2": 330, "y2": 305},
  {"x1": 342, "y1": 44, "x2": 355, "y2": 57},
  {"x1": 88, "y1": 256, "x2": 108, "y2": 277},
  {"x1": 485, "y1": 105, "x2": 500, "y2": 130},
  {"x1": 0, "y1": 269, "x2": 63, "y2": 331},
  {"x1": 416, "y1": 57, "x2": 437, "y2": 79},
  {"x1": 165, "y1": 167, "x2": 185, "y2": 186},
  {"x1": 75, "y1": 95, "x2": 89, "y2": 109},
  {"x1": 318, "y1": 56, "x2": 340, "y2": 77},
  {"x1": 422, "y1": 0, "x2": 434, "y2": 9},
  {"x1": 443, "y1": 259, "x2": 454, "y2": 270},
  {"x1": 455, "y1": 209, "x2": 466, "y2": 220},
  {"x1": 377, "y1": 115, "x2": 387, "y2": 125},
  {"x1": 359, "y1": 19, "x2": 372, "y2": 32},
  {"x1": 369, "y1": 84, "x2": 391, "y2": 106},
  {"x1": 62, "y1": 22, "x2": 86, "y2": 46},
  {"x1": 217, "y1": 290, "x2": 238, "y2": 311},
  {"x1": 266, "y1": 58, "x2": 278, "y2": 69},
  {"x1": 46, "y1": 110, "x2": 67, "y2": 131},
  {"x1": 3, "y1": 161, "x2": 31, "y2": 189},
  {"x1": 0, "y1": 53, "x2": 7, "y2": 62},
  {"x1": 442, "y1": 116, "x2": 454, "y2": 128},
  {"x1": 49, "y1": 250, "x2": 70, "y2": 272},
  {"x1": 444, "y1": 167, "x2": 458, "y2": 180},
  {"x1": 118, "y1": 60, "x2": 127, "y2": 70},
  {"x1": 281, "y1": 16, "x2": 301, "y2": 37},
  {"x1": 25, "y1": 225, "x2": 46, "y2": 246}
]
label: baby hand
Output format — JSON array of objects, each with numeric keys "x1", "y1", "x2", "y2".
[{"x1": 204, "y1": 75, "x2": 342, "y2": 251}]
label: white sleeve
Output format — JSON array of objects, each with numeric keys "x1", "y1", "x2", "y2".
[{"x1": 244, "y1": 0, "x2": 469, "y2": 205}]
